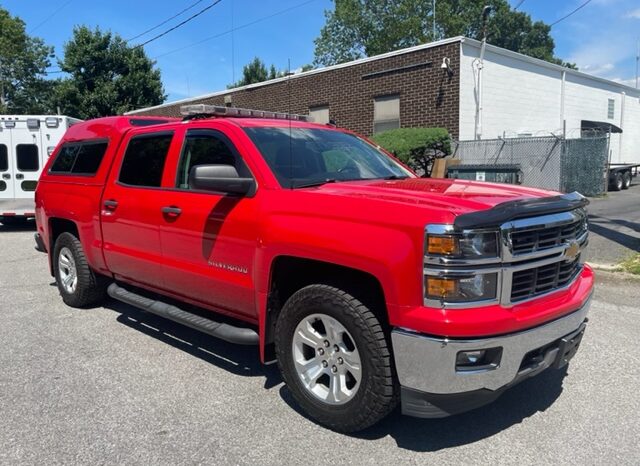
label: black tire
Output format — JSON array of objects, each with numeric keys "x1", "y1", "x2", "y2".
[
  {"x1": 611, "y1": 172, "x2": 623, "y2": 191},
  {"x1": 275, "y1": 284, "x2": 398, "y2": 432},
  {"x1": 53, "y1": 232, "x2": 107, "y2": 307},
  {"x1": 622, "y1": 172, "x2": 631, "y2": 190}
]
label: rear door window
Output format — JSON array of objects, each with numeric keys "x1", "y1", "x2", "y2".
[
  {"x1": 16, "y1": 144, "x2": 39, "y2": 171},
  {"x1": 0, "y1": 144, "x2": 7, "y2": 171},
  {"x1": 119, "y1": 132, "x2": 173, "y2": 187}
]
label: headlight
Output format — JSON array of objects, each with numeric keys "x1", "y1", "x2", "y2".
[
  {"x1": 425, "y1": 273, "x2": 498, "y2": 303},
  {"x1": 426, "y1": 232, "x2": 498, "y2": 260}
]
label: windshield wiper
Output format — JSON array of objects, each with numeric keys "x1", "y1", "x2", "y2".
[
  {"x1": 379, "y1": 175, "x2": 410, "y2": 180},
  {"x1": 293, "y1": 178, "x2": 338, "y2": 188},
  {"x1": 293, "y1": 175, "x2": 408, "y2": 188}
]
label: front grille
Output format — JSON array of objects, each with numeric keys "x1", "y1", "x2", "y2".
[
  {"x1": 511, "y1": 217, "x2": 587, "y2": 255},
  {"x1": 511, "y1": 255, "x2": 582, "y2": 302}
]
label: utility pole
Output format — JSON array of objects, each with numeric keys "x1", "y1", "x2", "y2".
[
  {"x1": 0, "y1": 56, "x2": 5, "y2": 111},
  {"x1": 432, "y1": 0, "x2": 436, "y2": 41},
  {"x1": 474, "y1": 6, "x2": 492, "y2": 140},
  {"x1": 636, "y1": 40, "x2": 640, "y2": 89},
  {"x1": 231, "y1": 0, "x2": 235, "y2": 85}
]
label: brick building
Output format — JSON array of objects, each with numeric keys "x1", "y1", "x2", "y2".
[
  {"x1": 128, "y1": 36, "x2": 640, "y2": 164},
  {"x1": 129, "y1": 37, "x2": 461, "y2": 138}
]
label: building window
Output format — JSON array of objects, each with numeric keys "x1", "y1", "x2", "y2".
[
  {"x1": 373, "y1": 95, "x2": 400, "y2": 133},
  {"x1": 309, "y1": 105, "x2": 330, "y2": 124},
  {"x1": 607, "y1": 99, "x2": 615, "y2": 119}
]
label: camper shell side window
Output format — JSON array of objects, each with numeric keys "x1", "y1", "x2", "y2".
[{"x1": 49, "y1": 139, "x2": 109, "y2": 176}]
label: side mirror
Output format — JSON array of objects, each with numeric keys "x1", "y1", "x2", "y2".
[{"x1": 189, "y1": 164, "x2": 256, "y2": 196}]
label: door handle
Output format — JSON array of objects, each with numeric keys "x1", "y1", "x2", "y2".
[
  {"x1": 161, "y1": 206, "x2": 182, "y2": 217},
  {"x1": 1, "y1": 173, "x2": 9, "y2": 179},
  {"x1": 103, "y1": 199, "x2": 118, "y2": 210},
  {"x1": 15, "y1": 173, "x2": 24, "y2": 180}
]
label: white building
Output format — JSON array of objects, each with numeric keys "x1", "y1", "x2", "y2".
[
  {"x1": 129, "y1": 36, "x2": 640, "y2": 164},
  {"x1": 459, "y1": 38, "x2": 640, "y2": 164}
]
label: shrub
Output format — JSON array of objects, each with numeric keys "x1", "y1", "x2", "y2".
[{"x1": 371, "y1": 127, "x2": 451, "y2": 176}]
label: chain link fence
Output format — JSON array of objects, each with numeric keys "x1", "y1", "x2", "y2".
[{"x1": 452, "y1": 135, "x2": 609, "y2": 196}]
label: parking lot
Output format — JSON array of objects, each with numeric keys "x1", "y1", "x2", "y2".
[
  {"x1": 584, "y1": 182, "x2": 640, "y2": 266},
  {"x1": 0, "y1": 226, "x2": 639, "y2": 465}
]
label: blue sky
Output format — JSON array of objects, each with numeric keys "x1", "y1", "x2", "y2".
[{"x1": 3, "y1": 0, "x2": 640, "y2": 103}]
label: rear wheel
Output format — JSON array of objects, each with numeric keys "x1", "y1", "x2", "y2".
[
  {"x1": 611, "y1": 172, "x2": 623, "y2": 191},
  {"x1": 622, "y1": 171, "x2": 631, "y2": 190},
  {"x1": 275, "y1": 284, "x2": 398, "y2": 432},
  {"x1": 53, "y1": 232, "x2": 107, "y2": 307}
]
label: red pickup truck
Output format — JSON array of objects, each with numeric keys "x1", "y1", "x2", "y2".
[{"x1": 35, "y1": 105, "x2": 593, "y2": 432}]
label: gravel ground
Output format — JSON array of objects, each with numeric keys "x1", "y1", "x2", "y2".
[
  {"x1": 585, "y1": 182, "x2": 640, "y2": 266},
  {"x1": 0, "y1": 227, "x2": 639, "y2": 465}
]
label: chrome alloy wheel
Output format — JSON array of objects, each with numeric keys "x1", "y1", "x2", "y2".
[
  {"x1": 58, "y1": 246, "x2": 78, "y2": 294},
  {"x1": 292, "y1": 313, "x2": 362, "y2": 405}
]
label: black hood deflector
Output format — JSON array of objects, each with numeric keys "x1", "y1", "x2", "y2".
[{"x1": 454, "y1": 191, "x2": 589, "y2": 230}]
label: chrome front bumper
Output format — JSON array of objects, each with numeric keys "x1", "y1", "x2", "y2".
[{"x1": 391, "y1": 296, "x2": 591, "y2": 395}]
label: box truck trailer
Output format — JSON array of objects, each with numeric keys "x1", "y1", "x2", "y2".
[{"x1": 0, "y1": 115, "x2": 80, "y2": 225}]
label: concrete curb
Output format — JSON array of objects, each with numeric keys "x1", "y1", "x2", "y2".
[
  {"x1": 586, "y1": 262, "x2": 640, "y2": 281},
  {"x1": 585, "y1": 262, "x2": 622, "y2": 272}
]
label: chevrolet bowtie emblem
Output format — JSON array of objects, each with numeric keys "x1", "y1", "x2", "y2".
[{"x1": 564, "y1": 241, "x2": 580, "y2": 261}]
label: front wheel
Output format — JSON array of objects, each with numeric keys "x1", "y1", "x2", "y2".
[
  {"x1": 53, "y1": 232, "x2": 107, "y2": 308},
  {"x1": 275, "y1": 284, "x2": 398, "y2": 432}
]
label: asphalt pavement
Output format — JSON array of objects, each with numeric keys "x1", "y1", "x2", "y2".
[
  {"x1": 585, "y1": 182, "x2": 640, "y2": 266},
  {"x1": 0, "y1": 227, "x2": 639, "y2": 465}
]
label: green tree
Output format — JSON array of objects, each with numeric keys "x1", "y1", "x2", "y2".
[
  {"x1": 54, "y1": 26, "x2": 165, "y2": 119},
  {"x1": 0, "y1": 7, "x2": 55, "y2": 113},
  {"x1": 314, "y1": 0, "x2": 575, "y2": 68},
  {"x1": 228, "y1": 57, "x2": 269, "y2": 88},
  {"x1": 228, "y1": 57, "x2": 288, "y2": 89},
  {"x1": 269, "y1": 64, "x2": 278, "y2": 80}
]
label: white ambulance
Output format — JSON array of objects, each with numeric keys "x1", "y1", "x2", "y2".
[{"x1": 0, "y1": 115, "x2": 81, "y2": 225}]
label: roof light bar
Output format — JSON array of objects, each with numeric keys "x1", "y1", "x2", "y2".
[{"x1": 180, "y1": 104, "x2": 314, "y2": 122}]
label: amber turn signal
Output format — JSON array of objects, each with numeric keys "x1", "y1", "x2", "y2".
[
  {"x1": 426, "y1": 277, "x2": 458, "y2": 299},
  {"x1": 427, "y1": 235, "x2": 459, "y2": 255}
]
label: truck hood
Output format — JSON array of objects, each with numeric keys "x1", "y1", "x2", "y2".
[{"x1": 305, "y1": 178, "x2": 556, "y2": 217}]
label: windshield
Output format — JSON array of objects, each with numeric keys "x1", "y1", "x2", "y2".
[{"x1": 244, "y1": 127, "x2": 413, "y2": 188}]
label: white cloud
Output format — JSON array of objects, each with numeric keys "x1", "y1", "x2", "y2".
[
  {"x1": 626, "y1": 8, "x2": 640, "y2": 19},
  {"x1": 568, "y1": 41, "x2": 629, "y2": 75},
  {"x1": 581, "y1": 63, "x2": 615, "y2": 75},
  {"x1": 610, "y1": 77, "x2": 639, "y2": 88}
]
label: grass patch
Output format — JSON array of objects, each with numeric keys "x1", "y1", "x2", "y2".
[{"x1": 620, "y1": 254, "x2": 640, "y2": 275}]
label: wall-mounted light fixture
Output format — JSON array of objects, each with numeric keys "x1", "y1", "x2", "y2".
[{"x1": 441, "y1": 57, "x2": 453, "y2": 77}]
